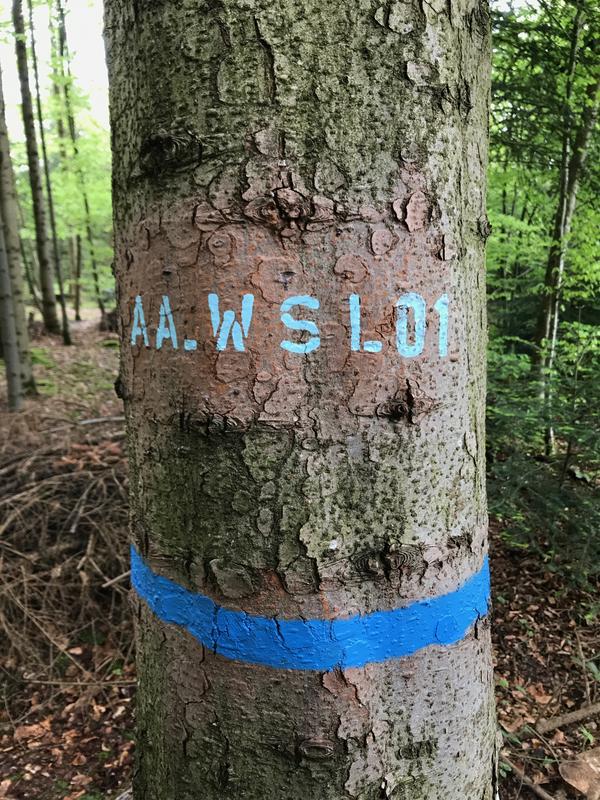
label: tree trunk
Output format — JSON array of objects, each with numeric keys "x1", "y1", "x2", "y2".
[
  {"x1": 534, "y1": 61, "x2": 600, "y2": 455},
  {"x1": 20, "y1": 235, "x2": 42, "y2": 313},
  {"x1": 0, "y1": 62, "x2": 35, "y2": 394},
  {"x1": 73, "y1": 233, "x2": 82, "y2": 321},
  {"x1": 49, "y1": 7, "x2": 68, "y2": 162},
  {"x1": 106, "y1": 1, "x2": 497, "y2": 798},
  {"x1": 12, "y1": 0, "x2": 60, "y2": 335},
  {"x1": 532, "y1": 4, "x2": 597, "y2": 456},
  {"x1": 533, "y1": 0, "x2": 586, "y2": 355},
  {"x1": 0, "y1": 203, "x2": 23, "y2": 412},
  {"x1": 56, "y1": 0, "x2": 106, "y2": 321},
  {"x1": 27, "y1": 0, "x2": 71, "y2": 346}
]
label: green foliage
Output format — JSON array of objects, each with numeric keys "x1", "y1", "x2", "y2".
[
  {"x1": 488, "y1": 0, "x2": 600, "y2": 585},
  {"x1": 488, "y1": 324, "x2": 600, "y2": 583},
  {"x1": 8, "y1": 0, "x2": 113, "y2": 307},
  {"x1": 30, "y1": 346, "x2": 56, "y2": 367},
  {"x1": 6, "y1": 0, "x2": 600, "y2": 587}
]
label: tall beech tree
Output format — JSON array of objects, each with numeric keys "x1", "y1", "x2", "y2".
[
  {"x1": 106, "y1": 1, "x2": 496, "y2": 798},
  {"x1": 12, "y1": 0, "x2": 59, "y2": 335},
  {"x1": 0, "y1": 62, "x2": 34, "y2": 394}
]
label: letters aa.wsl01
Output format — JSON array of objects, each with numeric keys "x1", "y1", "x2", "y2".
[{"x1": 130, "y1": 292, "x2": 450, "y2": 357}]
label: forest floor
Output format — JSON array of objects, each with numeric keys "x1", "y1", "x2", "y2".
[{"x1": 0, "y1": 317, "x2": 599, "y2": 800}]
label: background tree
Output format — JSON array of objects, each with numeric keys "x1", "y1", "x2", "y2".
[
  {"x1": 0, "y1": 61, "x2": 34, "y2": 394},
  {"x1": 0, "y1": 202, "x2": 23, "y2": 411},
  {"x1": 106, "y1": 0, "x2": 496, "y2": 798},
  {"x1": 11, "y1": 0, "x2": 59, "y2": 335},
  {"x1": 487, "y1": 0, "x2": 600, "y2": 581},
  {"x1": 53, "y1": 0, "x2": 105, "y2": 322},
  {"x1": 27, "y1": 0, "x2": 70, "y2": 344}
]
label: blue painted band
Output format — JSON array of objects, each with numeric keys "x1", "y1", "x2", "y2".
[{"x1": 130, "y1": 546, "x2": 490, "y2": 671}]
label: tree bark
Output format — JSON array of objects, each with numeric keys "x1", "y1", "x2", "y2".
[
  {"x1": 12, "y1": 0, "x2": 60, "y2": 335},
  {"x1": 106, "y1": 1, "x2": 497, "y2": 798},
  {"x1": 0, "y1": 202, "x2": 23, "y2": 412},
  {"x1": 27, "y1": 0, "x2": 71, "y2": 346},
  {"x1": 69, "y1": 233, "x2": 83, "y2": 321},
  {"x1": 20, "y1": 235, "x2": 41, "y2": 313},
  {"x1": 0, "y1": 62, "x2": 35, "y2": 394}
]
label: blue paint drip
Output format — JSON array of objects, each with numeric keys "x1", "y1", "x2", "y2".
[{"x1": 130, "y1": 547, "x2": 490, "y2": 671}]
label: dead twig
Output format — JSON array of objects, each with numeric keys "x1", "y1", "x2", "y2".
[
  {"x1": 41, "y1": 415, "x2": 125, "y2": 434},
  {"x1": 0, "y1": 438, "x2": 131, "y2": 681},
  {"x1": 575, "y1": 630, "x2": 592, "y2": 706},
  {"x1": 502, "y1": 757, "x2": 556, "y2": 800},
  {"x1": 23, "y1": 679, "x2": 135, "y2": 687},
  {"x1": 536, "y1": 701, "x2": 600, "y2": 735},
  {"x1": 102, "y1": 570, "x2": 131, "y2": 589}
]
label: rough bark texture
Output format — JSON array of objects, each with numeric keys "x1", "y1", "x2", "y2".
[
  {"x1": 12, "y1": 0, "x2": 60, "y2": 336},
  {"x1": 0, "y1": 62, "x2": 34, "y2": 393},
  {"x1": 106, "y1": 0, "x2": 496, "y2": 798}
]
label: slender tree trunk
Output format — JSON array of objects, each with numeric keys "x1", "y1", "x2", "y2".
[
  {"x1": 56, "y1": 0, "x2": 105, "y2": 321},
  {"x1": 0, "y1": 62, "x2": 35, "y2": 393},
  {"x1": 533, "y1": 4, "x2": 596, "y2": 455},
  {"x1": 20, "y1": 236, "x2": 42, "y2": 313},
  {"x1": 27, "y1": 0, "x2": 71, "y2": 345},
  {"x1": 12, "y1": 0, "x2": 60, "y2": 335},
  {"x1": 48, "y1": 6, "x2": 68, "y2": 161},
  {"x1": 49, "y1": 8, "x2": 78, "y2": 319},
  {"x1": 73, "y1": 233, "x2": 82, "y2": 321},
  {"x1": 0, "y1": 203, "x2": 23, "y2": 412},
  {"x1": 107, "y1": 1, "x2": 497, "y2": 798},
  {"x1": 533, "y1": 1, "x2": 585, "y2": 355},
  {"x1": 535, "y1": 71, "x2": 600, "y2": 455}
]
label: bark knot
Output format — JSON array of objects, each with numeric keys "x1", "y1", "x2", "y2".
[{"x1": 139, "y1": 127, "x2": 202, "y2": 177}]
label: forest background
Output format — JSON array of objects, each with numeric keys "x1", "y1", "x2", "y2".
[{"x1": 0, "y1": 0, "x2": 599, "y2": 798}]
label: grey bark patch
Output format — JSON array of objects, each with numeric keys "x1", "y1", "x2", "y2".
[{"x1": 209, "y1": 559, "x2": 255, "y2": 599}]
